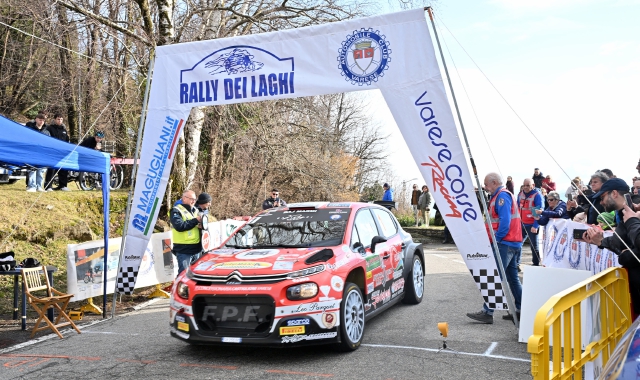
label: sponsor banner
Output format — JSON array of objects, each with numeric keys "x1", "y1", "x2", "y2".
[
  {"x1": 276, "y1": 299, "x2": 341, "y2": 316},
  {"x1": 67, "y1": 232, "x2": 175, "y2": 301},
  {"x1": 541, "y1": 219, "x2": 620, "y2": 274}
]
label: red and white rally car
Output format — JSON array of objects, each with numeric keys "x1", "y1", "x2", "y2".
[{"x1": 169, "y1": 202, "x2": 425, "y2": 351}]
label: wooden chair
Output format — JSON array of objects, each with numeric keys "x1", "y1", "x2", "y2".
[{"x1": 21, "y1": 265, "x2": 81, "y2": 339}]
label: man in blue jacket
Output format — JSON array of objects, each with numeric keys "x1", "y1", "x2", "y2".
[
  {"x1": 535, "y1": 191, "x2": 570, "y2": 226},
  {"x1": 382, "y1": 183, "x2": 394, "y2": 201}
]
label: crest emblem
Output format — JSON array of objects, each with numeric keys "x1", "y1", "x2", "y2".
[{"x1": 338, "y1": 28, "x2": 391, "y2": 86}]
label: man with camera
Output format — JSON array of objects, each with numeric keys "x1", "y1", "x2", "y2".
[
  {"x1": 170, "y1": 190, "x2": 203, "y2": 275},
  {"x1": 582, "y1": 178, "x2": 640, "y2": 315},
  {"x1": 262, "y1": 188, "x2": 287, "y2": 210}
]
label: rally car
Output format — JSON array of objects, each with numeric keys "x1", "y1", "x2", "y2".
[{"x1": 169, "y1": 202, "x2": 425, "y2": 351}]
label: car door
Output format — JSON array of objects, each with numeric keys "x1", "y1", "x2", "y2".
[
  {"x1": 370, "y1": 208, "x2": 405, "y2": 300},
  {"x1": 350, "y1": 208, "x2": 387, "y2": 313}
]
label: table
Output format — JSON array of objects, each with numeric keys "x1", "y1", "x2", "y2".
[{"x1": 0, "y1": 266, "x2": 57, "y2": 330}]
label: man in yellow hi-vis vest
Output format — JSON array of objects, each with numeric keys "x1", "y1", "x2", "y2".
[{"x1": 170, "y1": 190, "x2": 202, "y2": 275}]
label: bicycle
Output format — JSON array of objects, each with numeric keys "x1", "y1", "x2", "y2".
[{"x1": 78, "y1": 162, "x2": 124, "y2": 191}]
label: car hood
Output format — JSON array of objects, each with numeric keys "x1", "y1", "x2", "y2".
[{"x1": 191, "y1": 247, "x2": 337, "y2": 275}]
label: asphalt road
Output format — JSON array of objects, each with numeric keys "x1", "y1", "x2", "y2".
[{"x1": 0, "y1": 245, "x2": 533, "y2": 379}]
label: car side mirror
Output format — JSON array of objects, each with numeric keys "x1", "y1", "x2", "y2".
[
  {"x1": 370, "y1": 236, "x2": 387, "y2": 254},
  {"x1": 353, "y1": 242, "x2": 366, "y2": 256}
]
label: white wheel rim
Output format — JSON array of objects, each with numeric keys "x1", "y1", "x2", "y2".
[
  {"x1": 344, "y1": 289, "x2": 365, "y2": 343},
  {"x1": 413, "y1": 257, "x2": 424, "y2": 298}
]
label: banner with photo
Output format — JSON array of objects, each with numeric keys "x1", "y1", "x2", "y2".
[
  {"x1": 67, "y1": 232, "x2": 175, "y2": 302},
  {"x1": 541, "y1": 219, "x2": 620, "y2": 274}
]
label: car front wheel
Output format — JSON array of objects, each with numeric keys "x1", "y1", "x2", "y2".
[
  {"x1": 337, "y1": 282, "x2": 365, "y2": 351},
  {"x1": 402, "y1": 254, "x2": 424, "y2": 304}
]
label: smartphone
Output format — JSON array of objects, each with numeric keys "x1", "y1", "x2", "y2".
[
  {"x1": 573, "y1": 228, "x2": 588, "y2": 240},
  {"x1": 568, "y1": 193, "x2": 573, "y2": 201},
  {"x1": 625, "y1": 193, "x2": 634, "y2": 208}
]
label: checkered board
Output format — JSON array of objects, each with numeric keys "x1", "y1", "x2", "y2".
[
  {"x1": 469, "y1": 268, "x2": 508, "y2": 310},
  {"x1": 116, "y1": 266, "x2": 139, "y2": 295}
]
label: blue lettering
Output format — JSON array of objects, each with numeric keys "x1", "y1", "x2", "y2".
[
  {"x1": 289, "y1": 72, "x2": 294, "y2": 94},
  {"x1": 445, "y1": 164, "x2": 462, "y2": 180},
  {"x1": 242, "y1": 77, "x2": 247, "y2": 98},
  {"x1": 180, "y1": 84, "x2": 188, "y2": 104},
  {"x1": 438, "y1": 149, "x2": 452, "y2": 163},
  {"x1": 210, "y1": 80, "x2": 218, "y2": 101},
  {"x1": 268, "y1": 74, "x2": 277, "y2": 95},
  {"x1": 224, "y1": 79, "x2": 233, "y2": 100},
  {"x1": 258, "y1": 75, "x2": 268, "y2": 96},
  {"x1": 278, "y1": 73, "x2": 288, "y2": 94},
  {"x1": 150, "y1": 158, "x2": 161, "y2": 171},
  {"x1": 198, "y1": 82, "x2": 205, "y2": 103},
  {"x1": 234, "y1": 77, "x2": 242, "y2": 99},
  {"x1": 463, "y1": 209, "x2": 478, "y2": 222},
  {"x1": 428, "y1": 126, "x2": 442, "y2": 140},
  {"x1": 251, "y1": 76, "x2": 258, "y2": 97},
  {"x1": 189, "y1": 82, "x2": 198, "y2": 103}
]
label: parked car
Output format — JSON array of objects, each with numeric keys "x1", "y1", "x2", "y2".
[
  {"x1": 169, "y1": 202, "x2": 425, "y2": 350},
  {"x1": 0, "y1": 166, "x2": 27, "y2": 184}
]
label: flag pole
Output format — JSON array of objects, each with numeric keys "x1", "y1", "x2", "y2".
[
  {"x1": 424, "y1": 6, "x2": 519, "y2": 330},
  {"x1": 111, "y1": 53, "x2": 156, "y2": 318}
]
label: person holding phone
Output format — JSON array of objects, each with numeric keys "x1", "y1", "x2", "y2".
[
  {"x1": 262, "y1": 188, "x2": 287, "y2": 210},
  {"x1": 582, "y1": 178, "x2": 640, "y2": 315}
]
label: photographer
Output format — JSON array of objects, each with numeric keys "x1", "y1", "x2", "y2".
[
  {"x1": 262, "y1": 188, "x2": 287, "y2": 210},
  {"x1": 582, "y1": 178, "x2": 640, "y2": 315}
]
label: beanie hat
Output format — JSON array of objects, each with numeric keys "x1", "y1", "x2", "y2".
[
  {"x1": 196, "y1": 193, "x2": 212, "y2": 205},
  {"x1": 596, "y1": 211, "x2": 616, "y2": 230}
]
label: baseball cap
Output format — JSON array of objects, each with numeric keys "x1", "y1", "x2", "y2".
[{"x1": 592, "y1": 178, "x2": 629, "y2": 199}]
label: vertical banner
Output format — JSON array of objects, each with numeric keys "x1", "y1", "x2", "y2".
[{"x1": 118, "y1": 8, "x2": 501, "y2": 308}]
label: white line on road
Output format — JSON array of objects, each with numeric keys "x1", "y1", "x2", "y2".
[
  {"x1": 362, "y1": 343, "x2": 529, "y2": 363},
  {"x1": 431, "y1": 254, "x2": 448, "y2": 259},
  {"x1": 484, "y1": 342, "x2": 498, "y2": 355},
  {"x1": 81, "y1": 331, "x2": 139, "y2": 335},
  {"x1": 452, "y1": 260, "x2": 466, "y2": 264}
]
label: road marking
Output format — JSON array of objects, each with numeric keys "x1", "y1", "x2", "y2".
[
  {"x1": 266, "y1": 369, "x2": 333, "y2": 377},
  {"x1": 362, "y1": 343, "x2": 529, "y2": 362},
  {"x1": 116, "y1": 358, "x2": 156, "y2": 364},
  {"x1": 431, "y1": 254, "x2": 448, "y2": 259},
  {"x1": 484, "y1": 342, "x2": 498, "y2": 355},
  {"x1": 452, "y1": 260, "x2": 466, "y2": 264},
  {"x1": 82, "y1": 331, "x2": 139, "y2": 335},
  {"x1": 180, "y1": 363, "x2": 238, "y2": 370}
]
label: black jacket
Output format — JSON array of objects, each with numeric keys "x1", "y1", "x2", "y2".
[
  {"x1": 262, "y1": 197, "x2": 287, "y2": 210},
  {"x1": 170, "y1": 204, "x2": 201, "y2": 255},
  {"x1": 533, "y1": 172, "x2": 545, "y2": 188},
  {"x1": 80, "y1": 136, "x2": 99, "y2": 149},
  {"x1": 46, "y1": 123, "x2": 70, "y2": 142},
  {"x1": 25, "y1": 121, "x2": 50, "y2": 136},
  {"x1": 599, "y1": 211, "x2": 640, "y2": 314}
]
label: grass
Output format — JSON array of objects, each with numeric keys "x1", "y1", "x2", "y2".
[{"x1": 0, "y1": 180, "x2": 130, "y2": 316}]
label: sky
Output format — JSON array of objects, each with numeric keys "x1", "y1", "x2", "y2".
[{"x1": 364, "y1": 0, "x2": 640, "y2": 199}]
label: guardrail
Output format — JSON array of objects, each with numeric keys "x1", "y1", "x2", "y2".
[{"x1": 528, "y1": 267, "x2": 632, "y2": 379}]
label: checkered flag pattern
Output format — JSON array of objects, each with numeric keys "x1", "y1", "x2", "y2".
[
  {"x1": 469, "y1": 268, "x2": 508, "y2": 310},
  {"x1": 116, "y1": 266, "x2": 139, "y2": 295}
]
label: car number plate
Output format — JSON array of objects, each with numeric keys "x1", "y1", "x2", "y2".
[{"x1": 221, "y1": 337, "x2": 242, "y2": 343}]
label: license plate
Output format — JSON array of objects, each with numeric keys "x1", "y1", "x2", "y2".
[
  {"x1": 221, "y1": 337, "x2": 242, "y2": 343},
  {"x1": 280, "y1": 326, "x2": 305, "y2": 336},
  {"x1": 177, "y1": 322, "x2": 189, "y2": 332}
]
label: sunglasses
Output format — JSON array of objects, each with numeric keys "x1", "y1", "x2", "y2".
[{"x1": 547, "y1": 198, "x2": 556, "y2": 202}]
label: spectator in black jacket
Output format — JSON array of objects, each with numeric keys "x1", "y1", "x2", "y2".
[
  {"x1": 79, "y1": 131, "x2": 104, "y2": 150},
  {"x1": 582, "y1": 178, "x2": 640, "y2": 315},
  {"x1": 567, "y1": 171, "x2": 609, "y2": 224},
  {"x1": 262, "y1": 188, "x2": 286, "y2": 210},
  {"x1": 532, "y1": 168, "x2": 545, "y2": 189},
  {"x1": 44, "y1": 114, "x2": 71, "y2": 191}
]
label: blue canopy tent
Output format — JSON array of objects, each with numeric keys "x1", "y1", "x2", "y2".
[{"x1": 0, "y1": 115, "x2": 111, "y2": 316}]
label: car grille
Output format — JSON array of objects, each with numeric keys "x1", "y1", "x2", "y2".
[
  {"x1": 191, "y1": 270, "x2": 289, "y2": 285},
  {"x1": 192, "y1": 295, "x2": 275, "y2": 337}
]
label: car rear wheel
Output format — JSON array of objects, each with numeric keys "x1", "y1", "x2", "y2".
[
  {"x1": 402, "y1": 254, "x2": 424, "y2": 304},
  {"x1": 337, "y1": 282, "x2": 365, "y2": 351}
]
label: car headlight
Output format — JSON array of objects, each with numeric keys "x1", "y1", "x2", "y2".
[
  {"x1": 185, "y1": 266, "x2": 195, "y2": 280},
  {"x1": 286, "y1": 264, "x2": 325, "y2": 279},
  {"x1": 177, "y1": 282, "x2": 189, "y2": 299},
  {"x1": 287, "y1": 283, "x2": 318, "y2": 300}
]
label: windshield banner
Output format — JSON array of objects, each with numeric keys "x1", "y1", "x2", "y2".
[{"x1": 119, "y1": 9, "x2": 503, "y2": 309}]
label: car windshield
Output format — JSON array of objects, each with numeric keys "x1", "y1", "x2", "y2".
[{"x1": 225, "y1": 208, "x2": 350, "y2": 248}]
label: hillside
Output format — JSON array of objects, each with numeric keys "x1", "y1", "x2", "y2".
[{"x1": 0, "y1": 181, "x2": 130, "y2": 316}]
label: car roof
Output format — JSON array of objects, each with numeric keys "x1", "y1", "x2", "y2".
[{"x1": 282, "y1": 201, "x2": 383, "y2": 211}]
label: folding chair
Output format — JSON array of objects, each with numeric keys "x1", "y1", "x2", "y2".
[{"x1": 21, "y1": 265, "x2": 81, "y2": 339}]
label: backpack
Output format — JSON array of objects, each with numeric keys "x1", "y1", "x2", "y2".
[
  {"x1": 20, "y1": 257, "x2": 41, "y2": 268},
  {"x1": 0, "y1": 251, "x2": 16, "y2": 271}
]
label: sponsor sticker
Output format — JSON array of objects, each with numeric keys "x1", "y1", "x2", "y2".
[
  {"x1": 221, "y1": 337, "x2": 242, "y2": 343},
  {"x1": 195, "y1": 285, "x2": 272, "y2": 292},
  {"x1": 321, "y1": 312, "x2": 337, "y2": 329},
  {"x1": 281, "y1": 332, "x2": 337, "y2": 343},
  {"x1": 177, "y1": 322, "x2": 189, "y2": 332},
  {"x1": 330, "y1": 214, "x2": 341, "y2": 220},
  {"x1": 367, "y1": 282, "x2": 374, "y2": 294},
  {"x1": 331, "y1": 276, "x2": 344, "y2": 292},
  {"x1": 175, "y1": 315, "x2": 186, "y2": 323},
  {"x1": 366, "y1": 271, "x2": 372, "y2": 279},
  {"x1": 235, "y1": 249, "x2": 279, "y2": 260},
  {"x1": 211, "y1": 261, "x2": 272, "y2": 270},
  {"x1": 273, "y1": 261, "x2": 295, "y2": 271},
  {"x1": 195, "y1": 261, "x2": 214, "y2": 271},
  {"x1": 286, "y1": 318, "x2": 310, "y2": 326},
  {"x1": 280, "y1": 326, "x2": 305, "y2": 336},
  {"x1": 319, "y1": 285, "x2": 334, "y2": 301}
]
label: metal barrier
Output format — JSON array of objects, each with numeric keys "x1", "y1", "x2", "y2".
[{"x1": 528, "y1": 267, "x2": 632, "y2": 379}]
